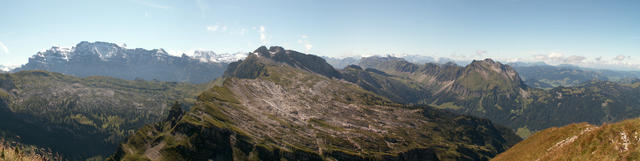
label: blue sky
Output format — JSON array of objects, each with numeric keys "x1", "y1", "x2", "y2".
[{"x1": 0, "y1": 0, "x2": 639, "y2": 69}]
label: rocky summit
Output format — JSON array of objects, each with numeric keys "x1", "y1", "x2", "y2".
[
  {"x1": 13, "y1": 41, "x2": 234, "y2": 83},
  {"x1": 108, "y1": 46, "x2": 520, "y2": 161}
]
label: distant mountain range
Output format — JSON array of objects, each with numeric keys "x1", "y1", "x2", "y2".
[
  {"x1": 322, "y1": 55, "x2": 466, "y2": 69},
  {"x1": 11, "y1": 41, "x2": 246, "y2": 83},
  {"x1": 510, "y1": 63, "x2": 640, "y2": 88},
  {"x1": 325, "y1": 56, "x2": 640, "y2": 88},
  {"x1": 336, "y1": 56, "x2": 640, "y2": 139},
  {"x1": 7, "y1": 41, "x2": 640, "y2": 87}
]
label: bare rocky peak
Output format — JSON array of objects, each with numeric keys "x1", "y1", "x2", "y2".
[
  {"x1": 31, "y1": 41, "x2": 166, "y2": 62},
  {"x1": 15, "y1": 41, "x2": 230, "y2": 83},
  {"x1": 190, "y1": 50, "x2": 247, "y2": 63},
  {"x1": 467, "y1": 58, "x2": 521, "y2": 82},
  {"x1": 231, "y1": 46, "x2": 342, "y2": 79}
]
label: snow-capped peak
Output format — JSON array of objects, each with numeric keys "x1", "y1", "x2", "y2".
[{"x1": 189, "y1": 50, "x2": 247, "y2": 63}]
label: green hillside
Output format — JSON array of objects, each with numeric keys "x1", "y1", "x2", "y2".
[
  {"x1": 0, "y1": 71, "x2": 204, "y2": 159},
  {"x1": 494, "y1": 118, "x2": 640, "y2": 160}
]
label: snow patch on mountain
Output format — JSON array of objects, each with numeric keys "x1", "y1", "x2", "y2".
[
  {"x1": 190, "y1": 50, "x2": 247, "y2": 63},
  {"x1": 15, "y1": 41, "x2": 232, "y2": 83}
]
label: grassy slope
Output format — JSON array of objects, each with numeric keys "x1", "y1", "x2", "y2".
[
  {"x1": 0, "y1": 70, "x2": 205, "y2": 159},
  {"x1": 494, "y1": 118, "x2": 640, "y2": 161}
]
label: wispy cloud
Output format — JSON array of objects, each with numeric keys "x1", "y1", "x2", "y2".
[
  {"x1": 133, "y1": 0, "x2": 170, "y2": 9},
  {"x1": 196, "y1": 0, "x2": 209, "y2": 18},
  {"x1": 259, "y1": 25, "x2": 268, "y2": 44},
  {"x1": 206, "y1": 25, "x2": 219, "y2": 32},
  {"x1": 206, "y1": 25, "x2": 232, "y2": 33},
  {"x1": 297, "y1": 34, "x2": 312, "y2": 50},
  {"x1": 532, "y1": 52, "x2": 586, "y2": 64},
  {"x1": 614, "y1": 55, "x2": 630, "y2": 61},
  {"x1": 490, "y1": 52, "x2": 640, "y2": 70},
  {"x1": 0, "y1": 41, "x2": 9, "y2": 54}
]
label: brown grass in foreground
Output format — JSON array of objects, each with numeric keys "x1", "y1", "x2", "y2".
[{"x1": 494, "y1": 118, "x2": 640, "y2": 161}]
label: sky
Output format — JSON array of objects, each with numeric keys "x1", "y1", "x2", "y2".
[{"x1": 0, "y1": 0, "x2": 639, "y2": 70}]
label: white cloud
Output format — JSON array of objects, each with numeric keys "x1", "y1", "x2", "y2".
[
  {"x1": 222, "y1": 26, "x2": 227, "y2": 32},
  {"x1": 484, "y1": 51, "x2": 639, "y2": 70},
  {"x1": 533, "y1": 52, "x2": 586, "y2": 64},
  {"x1": 532, "y1": 52, "x2": 586, "y2": 64},
  {"x1": 206, "y1": 25, "x2": 219, "y2": 32},
  {"x1": 614, "y1": 55, "x2": 630, "y2": 61},
  {"x1": 0, "y1": 41, "x2": 9, "y2": 54},
  {"x1": 298, "y1": 35, "x2": 312, "y2": 50},
  {"x1": 259, "y1": 25, "x2": 267, "y2": 44},
  {"x1": 133, "y1": 0, "x2": 170, "y2": 9}
]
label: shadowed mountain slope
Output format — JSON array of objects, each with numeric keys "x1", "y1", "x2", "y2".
[{"x1": 0, "y1": 71, "x2": 203, "y2": 159}]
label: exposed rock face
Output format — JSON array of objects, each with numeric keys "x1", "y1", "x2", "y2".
[
  {"x1": 351, "y1": 57, "x2": 528, "y2": 115},
  {"x1": 109, "y1": 46, "x2": 520, "y2": 161},
  {"x1": 13, "y1": 41, "x2": 230, "y2": 83}
]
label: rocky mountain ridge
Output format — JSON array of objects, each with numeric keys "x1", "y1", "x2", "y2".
[
  {"x1": 13, "y1": 41, "x2": 232, "y2": 83},
  {"x1": 109, "y1": 46, "x2": 521, "y2": 161},
  {"x1": 347, "y1": 56, "x2": 640, "y2": 139}
]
